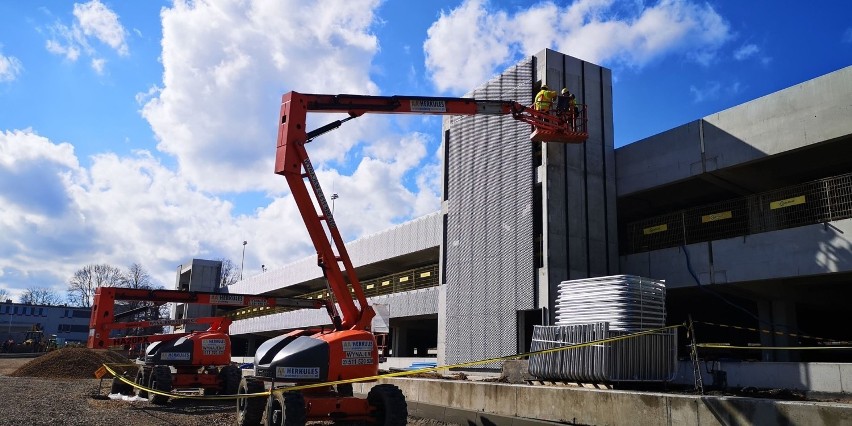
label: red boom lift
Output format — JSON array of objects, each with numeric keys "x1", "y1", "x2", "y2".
[
  {"x1": 236, "y1": 92, "x2": 587, "y2": 425},
  {"x1": 87, "y1": 287, "x2": 327, "y2": 404}
]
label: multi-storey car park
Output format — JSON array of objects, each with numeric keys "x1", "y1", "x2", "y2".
[{"x1": 172, "y1": 49, "x2": 852, "y2": 394}]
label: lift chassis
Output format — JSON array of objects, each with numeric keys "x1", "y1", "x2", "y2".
[{"x1": 87, "y1": 286, "x2": 325, "y2": 404}]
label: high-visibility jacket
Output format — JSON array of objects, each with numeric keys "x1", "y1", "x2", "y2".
[{"x1": 534, "y1": 89, "x2": 557, "y2": 111}]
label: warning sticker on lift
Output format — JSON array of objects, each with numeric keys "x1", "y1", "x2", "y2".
[
  {"x1": 210, "y1": 294, "x2": 245, "y2": 305},
  {"x1": 201, "y1": 338, "x2": 227, "y2": 355},
  {"x1": 342, "y1": 340, "x2": 373, "y2": 351},
  {"x1": 410, "y1": 99, "x2": 446, "y2": 113},
  {"x1": 342, "y1": 340, "x2": 374, "y2": 366},
  {"x1": 161, "y1": 352, "x2": 191, "y2": 361},
  {"x1": 276, "y1": 367, "x2": 320, "y2": 379}
]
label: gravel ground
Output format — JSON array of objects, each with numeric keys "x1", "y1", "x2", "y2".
[{"x1": 0, "y1": 354, "x2": 458, "y2": 426}]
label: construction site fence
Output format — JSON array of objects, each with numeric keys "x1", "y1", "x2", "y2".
[
  {"x1": 624, "y1": 172, "x2": 852, "y2": 254},
  {"x1": 528, "y1": 323, "x2": 678, "y2": 383}
]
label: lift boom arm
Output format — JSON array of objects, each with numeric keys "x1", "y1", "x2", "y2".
[
  {"x1": 87, "y1": 286, "x2": 327, "y2": 349},
  {"x1": 274, "y1": 92, "x2": 588, "y2": 332}
]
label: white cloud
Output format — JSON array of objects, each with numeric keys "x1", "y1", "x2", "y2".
[
  {"x1": 140, "y1": 0, "x2": 384, "y2": 193},
  {"x1": 0, "y1": 128, "x2": 312, "y2": 294},
  {"x1": 73, "y1": 0, "x2": 129, "y2": 55},
  {"x1": 91, "y1": 57, "x2": 106, "y2": 74},
  {"x1": 424, "y1": 0, "x2": 732, "y2": 93},
  {"x1": 689, "y1": 81, "x2": 721, "y2": 103},
  {"x1": 45, "y1": 0, "x2": 128, "y2": 69},
  {"x1": 0, "y1": 49, "x2": 24, "y2": 82},
  {"x1": 733, "y1": 43, "x2": 759, "y2": 60}
]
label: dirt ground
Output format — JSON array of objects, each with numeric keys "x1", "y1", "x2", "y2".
[{"x1": 0, "y1": 356, "x2": 30, "y2": 375}]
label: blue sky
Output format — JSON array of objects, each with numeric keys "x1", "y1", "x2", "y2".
[{"x1": 0, "y1": 0, "x2": 850, "y2": 302}]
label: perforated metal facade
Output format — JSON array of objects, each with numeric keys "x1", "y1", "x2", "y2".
[{"x1": 441, "y1": 58, "x2": 536, "y2": 365}]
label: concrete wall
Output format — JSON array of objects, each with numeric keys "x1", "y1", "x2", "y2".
[
  {"x1": 617, "y1": 65, "x2": 852, "y2": 196},
  {"x1": 673, "y1": 360, "x2": 852, "y2": 394},
  {"x1": 229, "y1": 212, "x2": 441, "y2": 295},
  {"x1": 353, "y1": 378, "x2": 852, "y2": 426},
  {"x1": 537, "y1": 49, "x2": 618, "y2": 321},
  {"x1": 230, "y1": 286, "x2": 439, "y2": 335},
  {"x1": 621, "y1": 218, "x2": 852, "y2": 287}
]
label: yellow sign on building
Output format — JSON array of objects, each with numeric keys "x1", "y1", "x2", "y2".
[
  {"x1": 770, "y1": 195, "x2": 806, "y2": 210},
  {"x1": 643, "y1": 224, "x2": 668, "y2": 235},
  {"x1": 701, "y1": 211, "x2": 733, "y2": 223}
]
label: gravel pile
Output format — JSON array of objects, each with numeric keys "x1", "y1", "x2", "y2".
[{"x1": 9, "y1": 347, "x2": 131, "y2": 379}]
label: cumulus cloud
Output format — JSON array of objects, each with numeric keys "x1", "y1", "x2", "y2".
[
  {"x1": 73, "y1": 0, "x2": 129, "y2": 55},
  {"x1": 0, "y1": 49, "x2": 24, "y2": 82},
  {"x1": 45, "y1": 0, "x2": 128, "y2": 66},
  {"x1": 424, "y1": 0, "x2": 732, "y2": 93},
  {"x1": 0, "y1": 128, "x2": 313, "y2": 294},
  {"x1": 140, "y1": 0, "x2": 385, "y2": 193}
]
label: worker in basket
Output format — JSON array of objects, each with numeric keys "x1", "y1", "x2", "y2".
[{"x1": 534, "y1": 84, "x2": 557, "y2": 112}]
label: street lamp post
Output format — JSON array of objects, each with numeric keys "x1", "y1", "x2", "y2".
[{"x1": 240, "y1": 241, "x2": 247, "y2": 281}]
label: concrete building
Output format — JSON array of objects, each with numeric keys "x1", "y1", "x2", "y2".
[
  {"x1": 1, "y1": 300, "x2": 90, "y2": 346},
  {"x1": 220, "y1": 51, "x2": 852, "y2": 387}
]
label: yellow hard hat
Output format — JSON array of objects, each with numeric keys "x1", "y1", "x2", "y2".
[
  {"x1": 541, "y1": 84, "x2": 549, "y2": 90},
  {"x1": 561, "y1": 88, "x2": 569, "y2": 94}
]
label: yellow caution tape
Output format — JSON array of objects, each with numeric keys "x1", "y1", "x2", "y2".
[
  {"x1": 697, "y1": 344, "x2": 852, "y2": 350},
  {"x1": 101, "y1": 323, "x2": 684, "y2": 400},
  {"x1": 694, "y1": 320, "x2": 837, "y2": 342}
]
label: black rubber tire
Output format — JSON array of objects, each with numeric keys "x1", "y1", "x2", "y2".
[
  {"x1": 237, "y1": 376, "x2": 266, "y2": 426},
  {"x1": 109, "y1": 377, "x2": 134, "y2": 396},
  {"x1": 219, "y1": 364, "x2": 242, "y2": 395},
  {"x1": 135, "y1": 368, "x2": 149, "y2": 398},
  {"x1": 266, "y1": 391, "x2": 306, "y2": 426},
  {"x1": 337, "y1": 383, "x2": 353, "y2": 397},
  {"x1": 148, "y1": 365, "x2": 172, "y2": 405},
  {"x1": 367, "y1": 384, "x2": 407, "y2": 426}
]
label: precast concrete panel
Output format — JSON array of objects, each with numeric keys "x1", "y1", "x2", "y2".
[
  {"x1": 537, "y1": 49, "x2": 618, "y2": 323},
  {"x1": 710, "y1": 218, "x2": 852, "y2": 283},
  {"x1": 703, "y1": 66, "x2": 852, "y2": 169},
  {"x1": 230, "y1": 286, "x2": 440, "y2": 335},
  {"x1": 620, "y1": 243, "x2": 712, "y2": 288},
  {"x1": 615, "y1": 121, "x2": 703, "y2": 196},
  {"x1": 441, "y1": 58, "x2": 535, "y2": 365},
  {"x1": 229, "y1": 212, "x2": 441, "y2": 295}
]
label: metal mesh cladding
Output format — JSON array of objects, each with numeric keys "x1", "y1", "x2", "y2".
[{"x1": 443, "y1": 57, "x2": 535, "y2": 366}]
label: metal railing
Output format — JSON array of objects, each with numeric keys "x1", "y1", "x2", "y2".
[
  {"x1": 624, "y1": 172, "x2": 852, "y2": 254},
  {"x1": 227, "y1": 264, "x2": 439, "y2": 320}
]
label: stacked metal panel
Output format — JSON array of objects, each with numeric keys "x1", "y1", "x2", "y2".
[
  {"x1": 528, "y1": 275, "x2": 675, "y2": 382},
  {"x1": 528, "y1": 323, "x2": 677, "y2": 382},
  {"x1": 555, "y1": 275, "x2": 666, "y2": 331}
]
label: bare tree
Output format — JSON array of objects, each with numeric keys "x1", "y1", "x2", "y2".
[
  {"x1": 66, "y1": 264, "x2": 125, "y2": 307},
  {"x1": 20, "y1": 286, "x2": 63, "y2": 305},
  {"x1": 219, "y1": 258, "x2": 239, "y2": 287},
  {"x1": 123, "y1": 263, "x2": 154, "y2": 289},
  {"x1": 0, "y1": 288, "x2": 9, "y2": 302}
]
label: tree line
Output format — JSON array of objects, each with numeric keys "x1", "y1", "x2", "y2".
[
  {"x1": 3, "y1": 263, "x2": 159, "y2": 307},
  {"x1": 3, "y1": 258, "x2": 239, "y2": 307}
]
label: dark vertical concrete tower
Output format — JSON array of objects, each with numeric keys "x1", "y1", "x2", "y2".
[{"x1": 438, "y1": 49, "x2": 617, "y2": 365}]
